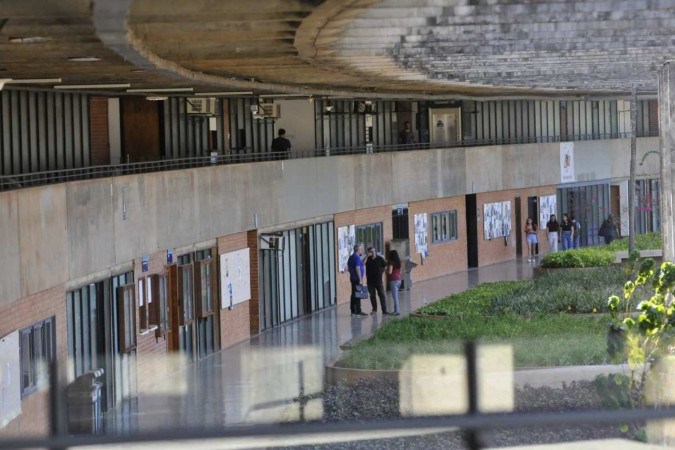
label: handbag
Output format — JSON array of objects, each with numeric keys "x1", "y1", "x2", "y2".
[{"x1": 354, "y1": 285, "x2": 369, "y2": 299}]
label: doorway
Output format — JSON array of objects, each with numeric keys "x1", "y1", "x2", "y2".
[
  {"x1": 611, "y1": 185, "x2": 621, "y2": 236},
  {"x1": 514, "y1": 197, "x2": 522, "y2": 256},
  {"x1": 465, "y1": 194, "x2": 478, "y2": 268},
  {"x1": 527, "y1": 196, "x2": 539, "y2": 255},
  {"x1": 429, "y1": 107, "x2": 461, "y2": 147}
]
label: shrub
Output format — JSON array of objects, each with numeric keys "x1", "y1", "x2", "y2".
[
  {"x1": 604, "y1": 232, "x2": 661, "y2": 252},
  {"x1": 416, "y1": 281, "x2": 528, "y2": 316},
  {"x1": 540, "y1": 247, "x2": 615, "y2": 268}
]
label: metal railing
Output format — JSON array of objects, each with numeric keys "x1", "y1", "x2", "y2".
[{"x1": 0, "y1": 131, "x2": 658, "y2": 191}]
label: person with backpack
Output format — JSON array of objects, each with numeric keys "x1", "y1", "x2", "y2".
[{"x1": 571, "y1": 215, "x2": 581, "y2": 248}]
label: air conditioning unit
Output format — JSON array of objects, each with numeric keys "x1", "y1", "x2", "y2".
[
  {"x1": 187, "y1": 97, "x2": 217, "y2": 115},
  {"x1": 259, "y1": 102, "x2": 281, "y2": 118}
]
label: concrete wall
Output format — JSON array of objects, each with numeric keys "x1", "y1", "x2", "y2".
[{"x1": 0, "y1": 138, "x2": 656, "y2": 308}]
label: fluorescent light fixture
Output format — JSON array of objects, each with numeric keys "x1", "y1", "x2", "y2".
[
  {"x1": 68, "y1": 56, "x2": 102, "y2": 62},
  {"x1": 259, "y1": 93, "x2": 306, "y2": 98},
  {"x1": 55, "y1": 83, "x2": 131, "y2": 90},
  {"x1": 0, "y1": 79, "x2": 11, "y2": 91},
  {"x1": 9, "y1": 36, "x2": 52, "y2": 44},
  {"x1": 146, "y1": 96, "x2": 168, "y2": 101},
  {"x1": 6, "y1": 78, "x2": 62, "y2": 84},
  {"x1": 195, "y1": 91, "x2": 253, "y2": 96},
  {"x1": 127, "y1": 87, "x2": 193, "y2": 93}
]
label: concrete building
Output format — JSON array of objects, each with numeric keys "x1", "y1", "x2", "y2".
[{"x1": 0, "y1": 0, "x2": 672, "y2": 441}]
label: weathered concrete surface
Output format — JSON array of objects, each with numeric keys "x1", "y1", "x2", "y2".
[
  {"x1": 17, "y1": 185, "x2": 69, "y2": 297},
  {"x1": 0, "y1": 191, "x2": 21, "y2": 308},
  {"x1": 113, "y1": 174, "x2": 159, "y2": 264},
  {"x1": 66, "y1": 180, "x2": 115, "y2": 280},
  {"x1": 354, "y1": 152, "x2": 393, "y2": 210},
  {"x1": 660, "y1": 63, "x2": 675, "y2": 263}
]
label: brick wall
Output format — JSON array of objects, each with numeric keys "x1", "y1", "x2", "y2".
[
  {"x1": 476, "y1": 186, "x2": 557, "y2": 266},
  {"x1": 408, "y1": 196, "x2": 467, "y2": 281},
  {"x1": 217, "y1": 232, "x2": 252, "y2": 348},
  {"x1": 334, "y1": 206, "x2": 393, "y2": 305},
  {"x1": 246, "y1": 230, "x2": 260, "y2": 336},
  {"x1": 0, "y1": 284, "x2": 66, "y2": 437},
  {"x1": 89, "y1": 97, "x2": 110, "y2": 166}
]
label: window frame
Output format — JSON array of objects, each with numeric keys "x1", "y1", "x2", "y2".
[
  {"x1": 431, "y1": 210, "x2": 458, "y2": 244},
  {"x1": 20, "y1": 316, "x2": 56, "y2": 398},
  {"x1": 355, "y1": 222, "x2": 384, "y2": 253}
]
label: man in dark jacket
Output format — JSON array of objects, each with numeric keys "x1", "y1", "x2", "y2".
[
  {"x1": 347, "y1": 244, "x2": 367, "y2": 317},
  {"x1": 271, "y1": 128, "x2": 292, "y2": 160},
  {"x1": 365, "y1": 246, "x2": 388, "y2": 314}
]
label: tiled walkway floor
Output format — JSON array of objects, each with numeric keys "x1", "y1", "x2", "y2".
[{"x1": 105, "y1": 258, "x2": 536, "y2": 433}]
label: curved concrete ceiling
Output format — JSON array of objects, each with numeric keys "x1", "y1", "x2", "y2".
[{"x1": 1, "y1": 0, "x2": 674, "y2": 98}]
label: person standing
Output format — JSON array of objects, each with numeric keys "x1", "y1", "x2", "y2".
[
  {"x1": 365, "y1": 247, "x2": 388, "y2": 314},
  {"x1": 599, "y1": 214, "x2": 619, "y2": 245},
  {"x1": 387, "y1": 250, "x2": 402, "y2": 316},
  {"x1": 398, "y1": 121, "x2": 416, "y2": 149},
  {"x1": 560, "y1": 214, "x2": 573, "y2": 251},
  {"x1": 523, "y1": 217, "x2": 538, "y2": 262},
  {"x1": 546, "y1": 214, "x2": 560, "y2": 253},
  {"x1": 347, "y1": 244, "x2": 367, "y2": 317},
  {"x1": 571, "y1": 215, "x2": 581, "y2": 248},
  {"x1": 271, "y1": 128, "x2": 292, "y2": 160}
]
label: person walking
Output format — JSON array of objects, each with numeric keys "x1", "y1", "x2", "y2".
[
  {"x1": 560, "y1": 214, "x2": 573, "y2": 251},
  {"x1": 546, "y1": 214, "x2": 560, "y2": 253},
  {"x1": 365, "y1": 247, "x2": 388, "y2": 314},
  {"x1": 387, "y1": 250, "x2": 402, "y2": 316},
  {"x1": 599, "y1": 214, "x2": 619, "y2": 245},
  {"x1": 523, "y1": 217, "x2": 538, "y2": 262},
  {"x1": 347, "y1": 244, "x2": 367, "y2": 317},
  {"x1": 399, "y1": 121, "x2": 416, "y2": 149},
  {"x1": 271, "y1": 128, "x2": 292, "y2": 160}
]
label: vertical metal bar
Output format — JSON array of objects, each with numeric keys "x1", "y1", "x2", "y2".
[{"x1": 465, "y1": 340, "x2": 481, "y2": 450}]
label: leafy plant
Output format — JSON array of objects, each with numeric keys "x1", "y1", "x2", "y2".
[
  {"x1": 540, "y1": 248, "x2": 615, "y2": 268},
  {"x1": 606, "y1": 258, "x2": 674, "y2": 409},
  {"x1": 605, "y1": 232, "x2": 661, "y2": 252}
]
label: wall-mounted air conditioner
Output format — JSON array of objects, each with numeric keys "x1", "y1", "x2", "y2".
[
  {"x1": 259, "y1": 102, "x2": 281, "y2": 118},
  {"x1": 187, "y1": 97, "x2": 217, "y2": 115}
]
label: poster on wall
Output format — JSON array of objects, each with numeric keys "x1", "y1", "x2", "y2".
[
  {"x1": 414, "y1": 213, "x2": 429, "y2": 257},
  {"x1": 337, "y1": 225, "x2": 356, "y2": 272},
  {"x1": 483, "y1": 201, "x2": 512, "y2": 240},
  {"x1": 0, "y1": 331, "x2": 21, "y2": 429},
  {"x1": 220, "y1": 248, "x2": 251, "y2": 310},
  {"x1": 539, "y1": 195, "x2": 557, "y2": 227},
  {"x1": 560, "y1": 142, "x2": 575, "y2": 183}
]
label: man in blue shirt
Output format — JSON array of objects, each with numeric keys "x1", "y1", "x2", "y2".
[{"x1": 347, "y1": 244, "x2": 367, "y2": 317}]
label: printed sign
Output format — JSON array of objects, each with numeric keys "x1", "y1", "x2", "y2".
[
  {"x1": 483, "y1": 201, "x2": 512, "y2": 240},
  {"x1": 539, "y1": 195, "x2": 557, "y2": 227},
  {"x1": 337, "y1": 225, "x2": 356, "y2": 272},
  {"x1": 560, "y1": 142, "x2": 575, "y2": 183},
  {"x1": 414, "y1": 213, "x2": 429, "y2": 257},
  {"x1": 220, "y1": 248, "x2": 251, "y2": 309},
  {"x1": 0, "y1": 331, "x2": 21, "y2": 429}
]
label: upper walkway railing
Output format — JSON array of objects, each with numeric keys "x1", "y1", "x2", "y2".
[{"x1": 0, "y1": 131, "x2": 657, "y2": 191}]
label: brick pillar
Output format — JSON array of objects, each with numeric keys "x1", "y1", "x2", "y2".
[
  {"x1": 89, "y1": 97, "x2": 110, "y2": 166},
  {"x1": 659, "y1": 63, "x2": 675, "y2": 262},
  {"x1": 247, "y1": 230, "x2": 260, "y2": 335}
]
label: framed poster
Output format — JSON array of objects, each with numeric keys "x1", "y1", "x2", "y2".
[
  {"x1": 483, "y1": 201, "x2": 512, "y2": 240},
  {"x1": 0, "y1": 331, "x2": 21, "y2": 429},
  {"x1": 539, "y1": 195, "x2": 557, "y2": 227},
  {"x1": 220, "y1": 248, "x2": 251, "y2": 309},
  {"x1": 414, "y1": 213, "x2": 429, "y2": 257},
  {"x1": 337, "y1": 225, "x2": 356, "y2": 272},
  {"x1": 560, "y1": 142, "x2": 575, "y2": 183}
]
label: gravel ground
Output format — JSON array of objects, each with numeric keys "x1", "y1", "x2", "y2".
[{"x1": 277, "y1": 379, "x2": 636, "y2": 450}]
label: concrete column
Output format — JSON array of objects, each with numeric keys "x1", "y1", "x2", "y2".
[
  {"x1": 659, "y1": 63, "x2": 675, "y2": 262},
  {"x1": 629, "y1": 86, "x2": 637, "y2": 253}
]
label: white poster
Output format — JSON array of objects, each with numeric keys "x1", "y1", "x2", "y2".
[
  {"x1": 337, "y1": 225, "x2": 356, "y2": 272},
  {"x1": 414, "y1": 213, "x2": 429, "y2": 257},
  {"x1": 539, "y1": 195, "x2": 557, "y2": 227},
  {"x1": 220, "y1": 248, "x2": 251, "y2": 309},
  {"x1": 560, "y1": 142, "x2": 575, "y2": 183},
  {"x1": 483, "y1": 201, "x2": 512, "y2": 240},
  {"x1": 0, "y1": 331, "x2": 21, "y2": 429}
]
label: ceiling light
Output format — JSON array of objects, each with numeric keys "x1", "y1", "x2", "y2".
[
  {"x1": 68, "y1": 56, "x2": 102, "y2": 62},
  {"x1": 9, "y1": 36, "x2": 52, "y2": 44},
  {"x1": 195, "y1": 91, "x2": 253, "y2": 96},
  {"x1": 146, "y1": 96, "x2": 168, "y2": 101},
  {"x1": 131, "y1": 69, "x2": 147, "y2": 73},
  {"x1": 127, "y1": 87, "x2": 193, "y2": 93},
  {"x1": 6, "y1": 78, "x2": 62, "y2": 84},
  {"x1": 260, "y1": 93, "x2": 305, "y2": 98},
  {"x1": 55, "y1": 83, "x2": 131, "y2": 90}
]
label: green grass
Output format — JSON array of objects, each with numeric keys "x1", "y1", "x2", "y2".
[
  {"x1": 336, "y1": 266, "x2": 639, "y2": 371},
  {"x1": 337, "y1": 315, "x2": 610, "y2": 370},
  {"x1": 604, "y1": 232, "x2": 661, "y2": 252}
]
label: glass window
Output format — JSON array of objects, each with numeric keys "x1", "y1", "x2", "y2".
[
  {"x1": 355, "y1": 222, "x2": 383, "y2": 254},
  {"x1": 431, "y1": 211, "x2": 458, "y2": 244},
  {"x1": 20, "y1": 317, "x2": 55, "y2": 397}
]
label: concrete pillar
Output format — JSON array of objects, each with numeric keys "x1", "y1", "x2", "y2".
[
  {"x1": 659, "y1": 63, "x2": 675, "y2": 262},
  {"x1": 629, "y1": 86, "x2": 637, "y2": 253}
]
